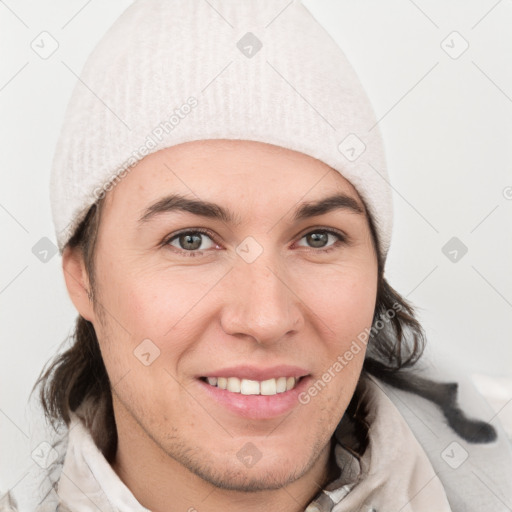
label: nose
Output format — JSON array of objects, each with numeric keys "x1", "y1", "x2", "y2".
[{"x1": 220, "y1": 255, "x2": 304, "y2": 345}]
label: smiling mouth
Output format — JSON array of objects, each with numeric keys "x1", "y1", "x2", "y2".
[{"x1": 200, "y1": 376, "x2": 304, "y2": 396}]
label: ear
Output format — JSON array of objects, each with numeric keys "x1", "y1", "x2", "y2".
[{"x1": 62, "y1": 245, "x2": 96, "y2": 322}]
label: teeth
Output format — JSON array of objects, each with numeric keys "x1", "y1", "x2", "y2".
[
  {"x1": 241, "y1": 379, "x2": 260, "y2": 395},
  {"x1": 260, "y1": 378, "x2": 276, "y2": 395},
  {"x1": 204, "y1": 376, "x2": 298, "y2": 395},
  {"x1": 276, "y1": 377, "x2": 287, "y2": 393},
  {"x1": 227, "y1": 377, "x2": 241, "y2": 393}
]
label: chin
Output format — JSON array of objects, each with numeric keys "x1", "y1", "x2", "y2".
[
  {"x1": 188, "y1": 459, "x2": 307, "y2": 493},
  {"x1": 172, "y1": 438, "x2": 327, "y2": 494}
]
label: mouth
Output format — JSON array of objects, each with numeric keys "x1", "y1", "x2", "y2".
[
  {"x1": 199, "y1": 376, "x2": 304, "y2": 396},
  {"x1": 196, "y1": 366, "x2": 311, "y2": 420}
]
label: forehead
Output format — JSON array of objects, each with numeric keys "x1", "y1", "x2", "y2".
[{"x1": 103, "y1": 139, "x2": 366, "y2": 219}]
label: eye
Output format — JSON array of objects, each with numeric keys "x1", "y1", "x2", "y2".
[
  {"x1": 165, "y1": 229, "x2": 217, "y2": 256},
  {"x1": 163, "y1": 227, "x2": 346, "y2": 257},
  {"x1": 296, "y1": 229, "x2": 346, "y2": 253}
]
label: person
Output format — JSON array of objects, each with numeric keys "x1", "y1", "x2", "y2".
[{"x1": 2, "y1": 1, "x2": 511, "y2": 511}]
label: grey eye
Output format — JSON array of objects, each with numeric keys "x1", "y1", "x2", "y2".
[
  {"x1": 168, "y1": 232, "x2": 215, "y2": 251},
  {"x1": 297, "y1": 230, "x2": 341, "y2": 249}
]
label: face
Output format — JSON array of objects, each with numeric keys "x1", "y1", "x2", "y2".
[{"x1": 75, "y1": 139, "x2": 378, "y2": 492}]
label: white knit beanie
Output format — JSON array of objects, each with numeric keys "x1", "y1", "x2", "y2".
[{"x1": 50, "y1": 0, "x2": 393, "y2": 260}]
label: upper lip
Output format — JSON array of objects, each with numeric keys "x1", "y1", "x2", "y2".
[{"x1": 200, "y1": 365, "x2": 310, "y2": 381}]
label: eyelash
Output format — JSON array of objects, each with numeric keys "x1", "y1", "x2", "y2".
[{"x1": 162, "y1": 227, "x2": 347, "y2": 258}]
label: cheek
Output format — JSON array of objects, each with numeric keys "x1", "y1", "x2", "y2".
[
  {"x1": 298, "y1": 264, "x2": 377, "y2": 342},
  {"x1": 93, "y1": 263, "x2": 227, "y2": 374},
  {"x1": 297, "y1": 273, "x2": 374, "y2": 421},
  {"x1": 296, "y1": 265, "x2": 376, "y2": 410},
  {"x1": 337, "y1": 280, "x2": 377, "y2": 343},
  {"x1": 96, "y1": 261, "x2": 200, "y2": 334}
]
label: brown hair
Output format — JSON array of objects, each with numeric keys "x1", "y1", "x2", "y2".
[{"x1": 34, "y1": 199, "x2": 496, "y2": 461}]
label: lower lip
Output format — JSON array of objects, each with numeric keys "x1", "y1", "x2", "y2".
[{"x1": 196, "y1": 377, "x2": 311, "y2": 420}]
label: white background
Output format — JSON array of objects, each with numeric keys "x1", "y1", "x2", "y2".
[{"x1": 1, "y1": 0, "x2": 511, "y2": 494}]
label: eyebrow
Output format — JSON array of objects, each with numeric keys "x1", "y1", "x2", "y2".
[{"x1": 138, "y1": 192, "x2": 365, "y2": 226}]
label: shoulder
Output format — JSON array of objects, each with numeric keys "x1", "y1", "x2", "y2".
[
  {"x1": 372, "y1": 355, "x2": 512, "y2": 511},
  {"x1": 1, "y1": 423, "x2": 68, "y2": 512}
]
